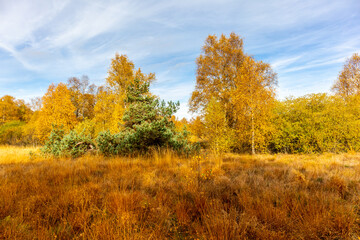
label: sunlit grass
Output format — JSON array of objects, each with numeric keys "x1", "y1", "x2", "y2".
[
  {"x1": 1, "y1": 148, "x2": 360, "y2": 239},
  {"x1": 0, "y1": 145, "x2": 41, "y2": 164}
]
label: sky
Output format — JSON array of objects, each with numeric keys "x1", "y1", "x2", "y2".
[{"x1": 0, "y1": 0, "x2": 359, "y2": 119}]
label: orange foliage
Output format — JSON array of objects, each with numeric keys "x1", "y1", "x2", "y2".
[
  {"x1": 35, "y1": 83, "x2": 77, "y2": 142},
  {"x1": 190, "y1": 33, "x2": 277, "y2": 153},
  {"x1": 188, "y1": 116, "x2": 204, "y2": 141},
  {"x1": 190, "y1": 33, "x2": 245, "y2": 126},
  {"x1": 0, "y1": 95, "x2": 32, "y2": 124}
]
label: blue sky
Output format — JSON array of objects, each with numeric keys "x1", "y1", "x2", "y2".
[{"x1": 0, "y1": 0, "x2": 359, "y2": 119}]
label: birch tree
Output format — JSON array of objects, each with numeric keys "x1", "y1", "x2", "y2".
[
  {"x1": 332, "y1": 53, "x2": 360, "y2": 97},
  {"x1": 232, "y1": 56, "x2": 277, "y2": 154},
  {"x1": 189, "y1": 33, "x2": 277, "y2": 153}
]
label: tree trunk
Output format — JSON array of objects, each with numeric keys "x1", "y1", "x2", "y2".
[{"x1": 251, "y1": 111, "x2": 255, "y2": 155}]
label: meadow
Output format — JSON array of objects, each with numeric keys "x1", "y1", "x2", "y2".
[{"x1": 1, "y1": 146, "x2": 360, "y2": 239}]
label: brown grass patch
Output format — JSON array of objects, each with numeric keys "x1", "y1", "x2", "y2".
[{"x1": 1, "y1": 150, "x2": 360, "y2": 239}]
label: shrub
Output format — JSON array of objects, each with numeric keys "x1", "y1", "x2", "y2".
[
  {"x1": 42, "y1": 126, "x2": 95, "y2": 157},
  {"x1": 59, "y1": 131, "x2": 95, "y2": 157},
  {"x1": 0, "y1": 121, "x2": 26, "y2": 145},
  {"x1": 96, "y1": 130, "x2": 120, "y2": 156},
  {"x1": 41, "y1": 126, "x2": 65, "y2": 156}
]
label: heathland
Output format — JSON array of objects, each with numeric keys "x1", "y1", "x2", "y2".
[
  {"x1": 1, "y1": 33, "x2": 360, "y2": 239},
  {"x1": 1, "y1": 147, "x2": 360, "y2": 239}
]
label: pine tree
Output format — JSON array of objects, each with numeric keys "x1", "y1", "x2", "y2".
[{"x1": 96, "y1": 79, "x2": 193, "y2": 155}]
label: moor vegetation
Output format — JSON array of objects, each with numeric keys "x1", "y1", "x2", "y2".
[
  {"x1": 1, "y1": 149, "x2": 360, "y2": 239},
  {"x1": 1, "y1": 33, "x2": 360, "y2": 239}
]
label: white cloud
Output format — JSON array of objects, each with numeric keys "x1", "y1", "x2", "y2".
[
  {"x1": 271, "y1": 55, "x2": 303, "y2": 70},
  {"x1": 0, "y1": 0, "x2": 359, "y2": 118},
  {"x1": 282, "y1": 57, "x2": 346, "y2": 74}
]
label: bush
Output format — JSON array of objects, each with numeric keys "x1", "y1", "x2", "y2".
[
  {"x1": 96, "y1": 130, "x2": 120, "y2": 156},
  {"x1": 59, "y1": 131, "x2": 95, "y2": 157},
  {"x1": 41, "y1": 126, "x2": 64, "y2": 156},
  {"x1": 73, "y1": 119, "x2": 97, "y2": 139},
  {"x1": 269, "y1": 94, "x2": 360, "y2": 153},
  {"x1": 42, "y1": 126, "x2": 95, "y2": 157},
  {"x1": 0, "y1": 121, "x2": 26, "y2": 145}
]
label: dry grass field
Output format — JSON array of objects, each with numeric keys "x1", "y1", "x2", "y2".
[
  {"x1": 0, "y1": 146, "x2": 42, "y2": 164},
  {"x1": 1, "y1": 147, "x2": 360, "y2": 239}
]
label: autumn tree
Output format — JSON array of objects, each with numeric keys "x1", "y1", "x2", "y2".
[
  {"x1": 332, "y1": 53, "x2": 360, "y2": 97},
  {"x1": 232, "y1": 56, "x2": 277, "y2": 154},
  {"x1": 67, "y1": 75, "x2": 97, "y2": 120},
  {"x1": 190, "y1": 33, "x2": 246, "y2": 126},
  {"x1": 204, "y1": 98, "x2": 234, "y2": 154},
  {"x1": 35, "y1": 83, "x2": 77, "y2": 142},
  {"x1": 30, "y1": 97, "x2": 42, "y2": 112},
  {"x1": 170, "y1": 116, "x2": 189, "y2": 134},
  {"x1": 94, "y1": 53, "x2": 155, "y2": 133},
  {"x1": 0, "y1": 95, "x2": 32, "y2": 124},
  {"x1": 0, "y1": 95, "x2": 32, "y2": 145},
  {"x1": 0, "y1": 95, "x2": 20, "y2": 124},
  {"x1": 188, "y1": 116, "x2": 205, "y2": 142},
  {"x1": 107, "y1": 54, "x2": 155, "y2": 91},
  {"x1": 93, "y1": 86, "x2": 118, "y2": 133},
  {"x1": 21, "y1": 97, "x2": 43, "y2": 145},
  {"x1": 189, "y1": 33, "x2": 277, "y2": 154}
]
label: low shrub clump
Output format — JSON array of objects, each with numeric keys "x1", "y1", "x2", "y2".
[{"x1": 41, "y1": 127, "x2": 95, "y2": 158}]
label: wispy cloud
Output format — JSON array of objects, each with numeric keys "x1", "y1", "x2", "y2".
[
  {"x1": 271, "y1": 56, "x2": 303, "y2": 70},
  {"x1": 0, "y1": 0, "x2": 359, "y2": 118}
]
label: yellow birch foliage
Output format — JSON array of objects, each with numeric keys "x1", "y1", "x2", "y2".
[
  {"x1": 0, "y1": 95, "x2": 19, "y2": 124},
  {"x1": 190, "y1": 33, "x2": 246, "y2": 126},
  {"x1": 170, "y1": 116, "x2": 188, "y2": 132},
  {"x1": 0, "y1": 95, "x2": 32, "y2": 124},
  {"x1": 332, "y1": 53, "x2": 360, "y2": 97},
  {"x1": 16, "y1": 99, "x2": 32, "y2": 122},
  {"x1": 189, "y1": 33, "x2": 277, "y2": 153},
  {"x1": 188, "y1": 116, "x2": 205, "y2": 142},
  {"x1": 106, "y1": 53, "x2": 155, "y2": 93},
  {"x1": 93, "y1": 87, "x2": 122, "y2": 134},
  {"x1": 270, "y1": 94, "x2": 360, "y2": 153},
  {"x1": 204, "y1": 98, "x2": 234, "y2": 154},
  {"x1": 233, "y1": 56, "x2": 277, "y2": 153},
  {"x1": 35, "y1": 83, "x2": 77, "y2": 142}
]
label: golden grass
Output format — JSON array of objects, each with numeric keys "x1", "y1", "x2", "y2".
[
  {"x1": 0, "y1": 145, "x2": 41, "y2": 164},
  {"x1": 1, "y1": 149, "x2": 360, "y2": 239}
]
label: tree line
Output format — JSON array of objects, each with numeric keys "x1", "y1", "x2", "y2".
[{"x1": 0, "y1": 33, "x2": 359, "y2": 155}]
